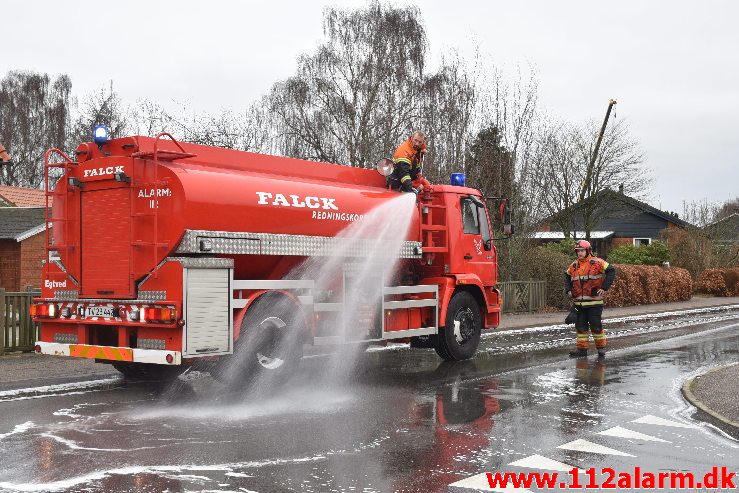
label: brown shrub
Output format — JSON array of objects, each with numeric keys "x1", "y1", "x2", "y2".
[
  {"x1": 605, "y1": 264, "x2": 692, "y2": 308},
  {"x1": 695, "y1": 268, "x2": 739, "y2": 296}
]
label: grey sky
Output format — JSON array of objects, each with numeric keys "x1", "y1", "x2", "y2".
[{"x1": 5, "y1": 0, "x2": 737, "y2": 214}]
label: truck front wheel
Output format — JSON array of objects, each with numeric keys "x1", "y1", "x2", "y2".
[{"x1": 435, "y1": 291, "x2": 482, "y2": 361}]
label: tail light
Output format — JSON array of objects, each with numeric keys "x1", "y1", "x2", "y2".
[
  {"x1": 142, "y1": 306, "x2": 177, "y2": 323},
  {"x1": 30, "y1": 303, "x2": 59, "y2": 319}
]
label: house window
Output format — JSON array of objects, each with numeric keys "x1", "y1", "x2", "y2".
[{"x1": 633, "y1": 238, "x2": 651, "y2": 247}]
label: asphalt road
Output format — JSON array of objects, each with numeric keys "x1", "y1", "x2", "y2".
[{"x1": 0, "y1": 307, "x2": 737, "y2": 492}]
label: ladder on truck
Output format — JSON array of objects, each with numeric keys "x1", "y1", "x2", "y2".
[
  {"x1": 43, "y1": 149, "x2": 78, "y2": 270},
  {"x1": 130, "y1": 133, "x2": 196, "y2": 280},
  {"x1": 419, "y1": 197, "x2": 448, "y2": 259}
]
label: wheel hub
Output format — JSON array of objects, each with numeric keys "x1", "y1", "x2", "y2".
[
  {"x1": 453, "y1": 308, "x2": 475, "y2": 344},
  {"x1": 255, "y1": 316, "x2": 288, "y2": 370}
]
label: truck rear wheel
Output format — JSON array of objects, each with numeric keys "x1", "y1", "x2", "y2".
[
  {"x1": 435, "y1": 291, "x2": 482, "y2": 361},
  {"x1": 215, "y1": 292, "x2": 304, "y2": 389},
  {"x1": 111, "y1": 362, "x2": 182, "y2": 381}
]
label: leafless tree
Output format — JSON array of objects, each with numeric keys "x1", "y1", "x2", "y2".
[
  {"x1": 267, "y1": 2, "x2": 428, "y2": 166},
  {"x1": 131, "y1": 99, "x2": 273, "y2": 153},
  {"x1": 531, "y1": 118, "x2": 649, "y2": 238},
  {"x1": 0, "y1": 71, "x2": 71, "y2": 187},
  {"x1": 69, "y1": 82, "x2": 130, "y2": 148}
]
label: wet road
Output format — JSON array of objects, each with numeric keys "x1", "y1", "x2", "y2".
[{"x1": 0, "y1": 306, "x2": 738, "y2": 492}]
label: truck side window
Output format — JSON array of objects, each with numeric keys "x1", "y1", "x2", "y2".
[
  {"x1": 461, "y1": 198, "x2": 480, "y2": 235},
  {"x1": 478, "y1": 206, "x2": 491, "y2": 243}
]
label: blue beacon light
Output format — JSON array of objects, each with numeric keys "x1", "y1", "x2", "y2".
[
  {"x1": 93, "y1": 125, "x2": 111, "y2": 145},
  {"x1": 450, "y1": 172, "x2": 466, "y2": 186}
]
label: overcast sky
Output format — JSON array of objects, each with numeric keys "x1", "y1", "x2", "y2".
[{"x1": 5, "y1": 0, "x2": 738, "y2": 213}]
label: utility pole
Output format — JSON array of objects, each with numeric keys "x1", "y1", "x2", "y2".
[{"x1": 579, "y1": 99, "x2": 617, "y2": 203}]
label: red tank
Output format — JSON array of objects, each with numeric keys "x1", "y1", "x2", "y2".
[{"x1": 51, "y1": 136, "x2": 420, "y2": 298}]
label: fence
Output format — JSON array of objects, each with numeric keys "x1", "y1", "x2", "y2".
[
  {"x1": 498, "y1": 280, "x2": 547, "y2": 313},
  {"x1": 0, "y1": 289, "x2": 40, "y2": 355}
]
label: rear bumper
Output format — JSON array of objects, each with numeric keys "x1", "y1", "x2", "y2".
[{"x1": 35, "y1": 341, "x2": 182, "y2": 365}]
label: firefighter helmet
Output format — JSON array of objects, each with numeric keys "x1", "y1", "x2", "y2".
[{"x1": 574, "y1": 240, "x2": 591, "y2": 253}]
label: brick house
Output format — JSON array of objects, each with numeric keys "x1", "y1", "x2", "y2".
[
  {"x1": 0, "y1": 207, "x2": 47, "y2": 292},
  {"x1": 536, "y1": 189, "x2": 690, "y2": 257}
]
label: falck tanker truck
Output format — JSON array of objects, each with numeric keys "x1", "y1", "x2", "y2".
[{"x1": 32, "y1": 132, "x2": 510, "y2": 382}]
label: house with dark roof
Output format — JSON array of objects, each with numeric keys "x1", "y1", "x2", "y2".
[
  {"x1": 536, "y1": 189, "x2": 690, "y2": 257},
  {"x1": 0, "y1": 207, "x2": 47, "y2": 291}
]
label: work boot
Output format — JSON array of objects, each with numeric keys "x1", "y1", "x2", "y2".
[
  {"x1": 568, "y1": 348, "x2": 588, "y2": 358},
  {"x1": 597, "y1": 349, "x2": 606, "y2": 359}
]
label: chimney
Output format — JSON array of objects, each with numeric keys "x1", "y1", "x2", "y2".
[{"x1": 618, "y1": 183, "x2": 624, "y2": 194}]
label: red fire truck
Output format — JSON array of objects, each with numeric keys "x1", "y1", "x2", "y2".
[{"x1": 32, "y1": 131, "x2": 510, "y2": 382}]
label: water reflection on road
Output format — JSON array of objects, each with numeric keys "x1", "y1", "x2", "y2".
[{"x1": 0, "y1": 311, "x2": 737, "y2": 492}]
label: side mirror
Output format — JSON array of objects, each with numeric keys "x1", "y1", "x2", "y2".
[
  {"x1": 497, "y1": 198, "x2": 514, "y2": 236},
  {"x1": 484, "y1": 239, "x2": 493, "y2": 251}
]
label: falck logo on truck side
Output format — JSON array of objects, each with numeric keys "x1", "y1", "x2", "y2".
[
  {"x1": 255, "y1": 192, "x2": 366, "y2": 222},
  {"x1": 255, "y1": 192, "x2": 339, "y2": 210},
  {"x1": 83, "y1": 165, "x2": 124, "y2": 178}
]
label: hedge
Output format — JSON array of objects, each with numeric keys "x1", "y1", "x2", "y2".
[
  {"x1": 605, "y1": 265, "x2": 693, "y2": 308},
  {"x1": 695, "y1": 268, "x2": 739, "y2": 297}
]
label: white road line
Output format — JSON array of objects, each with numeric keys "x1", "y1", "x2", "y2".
[
  {"x1": 508, "y1": 454, "x2": 583, "y2": 472},
  {"x1": 598, "y1": 426, "x2": 670, "y2": 442},
  {"x1": 631, "y1": 414, "x2": 696, "y2": 428},
  {"x1": 449, "y1": 473, "x2": 533, "y2": 491},
  {"x1": 557, "y1": 439, "x2": 636, "y2": 457}
]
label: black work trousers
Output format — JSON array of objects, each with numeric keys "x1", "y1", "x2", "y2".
[{"x1": 574, "y1": 305, "x2": 606, "y2": 349}]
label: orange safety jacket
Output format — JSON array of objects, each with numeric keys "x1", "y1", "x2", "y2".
[
  {"x1": 565, "y1": 255, "x2": 614, "y2": 306},
  {"x1": 392, "y1": 137, "x2": 426, "y2": 184}
]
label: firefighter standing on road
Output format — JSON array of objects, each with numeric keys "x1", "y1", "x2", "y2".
[
  {"x1": 564, "y1": 240, "x2": 616, "y2": 358},
  {"x1": 389, "y1": 131, "x2": 430, "y2": 193}
]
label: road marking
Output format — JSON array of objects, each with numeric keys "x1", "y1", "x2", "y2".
[
  {"x1": 508, "y1": 454, "x2": 583, "y2": 472},
  {"x1": 557, "y1": 439, "x2": 636, "y2": 457},
  {"x1": 631, "y1": 414, "x2": 696, "y2": 428},
  {"x1": 597, "y1": 426, "x2": 671, "y2": 442},
  {"x1": 450, "y1": 473, "x2": 533, "y2": 491}
]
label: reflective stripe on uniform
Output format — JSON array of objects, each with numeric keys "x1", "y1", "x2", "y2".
[
  {"x1": 574, "y1": 300, "x2": 604, "y2": 306},
  {"x1": 400, "y1": 175, "x2": 412, "y2": 183},
  {"x1": 393, "y1": 157, "x2": 412, "y2": 165},
  {"x1": 593, "y1": 332, "x2": 607, "y2": 348}
]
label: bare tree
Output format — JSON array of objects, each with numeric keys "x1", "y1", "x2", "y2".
[
  {"x1": 69, "y1": 82, "x2": 130, "y2": 148},
  {"x1": 0, "y1": 71, "x2": 71, "y2": 187},
  {"x1": 421, "y1": 54, "x2": 476, "y2": 182},
  {"x1": 267, "y1": 2, "x2": 428, "y2": 166},
  {"x1": 532, "y1": 118, "x2": 649, "y2": 238},
  {"x1": 131, "y1": 99, "x2": 273, "y2": 153}
]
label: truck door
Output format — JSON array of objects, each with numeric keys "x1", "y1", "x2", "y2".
[{"x1": 458, "y1": 196, "x2": 496, "y2": 286}]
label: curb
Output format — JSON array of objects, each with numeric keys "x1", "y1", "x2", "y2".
[{"x1": 681, "y1": 364, "x2": 739, "y2": 433}]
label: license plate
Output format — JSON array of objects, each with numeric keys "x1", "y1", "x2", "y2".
[{"x1": 85, "y1": 306, "x2": 117, "y2": 318}]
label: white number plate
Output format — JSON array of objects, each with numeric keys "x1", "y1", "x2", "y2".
[{"x1": 85, "y1": 306, "x2": 116, "y2": 318}]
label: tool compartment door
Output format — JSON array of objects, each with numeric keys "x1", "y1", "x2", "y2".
[
  {"x1": 80, "y1": 187, "x2": 133, "y2": 298},
  {"x1": 183, "y1": 267, "x2": 233, "y2": 356}
]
